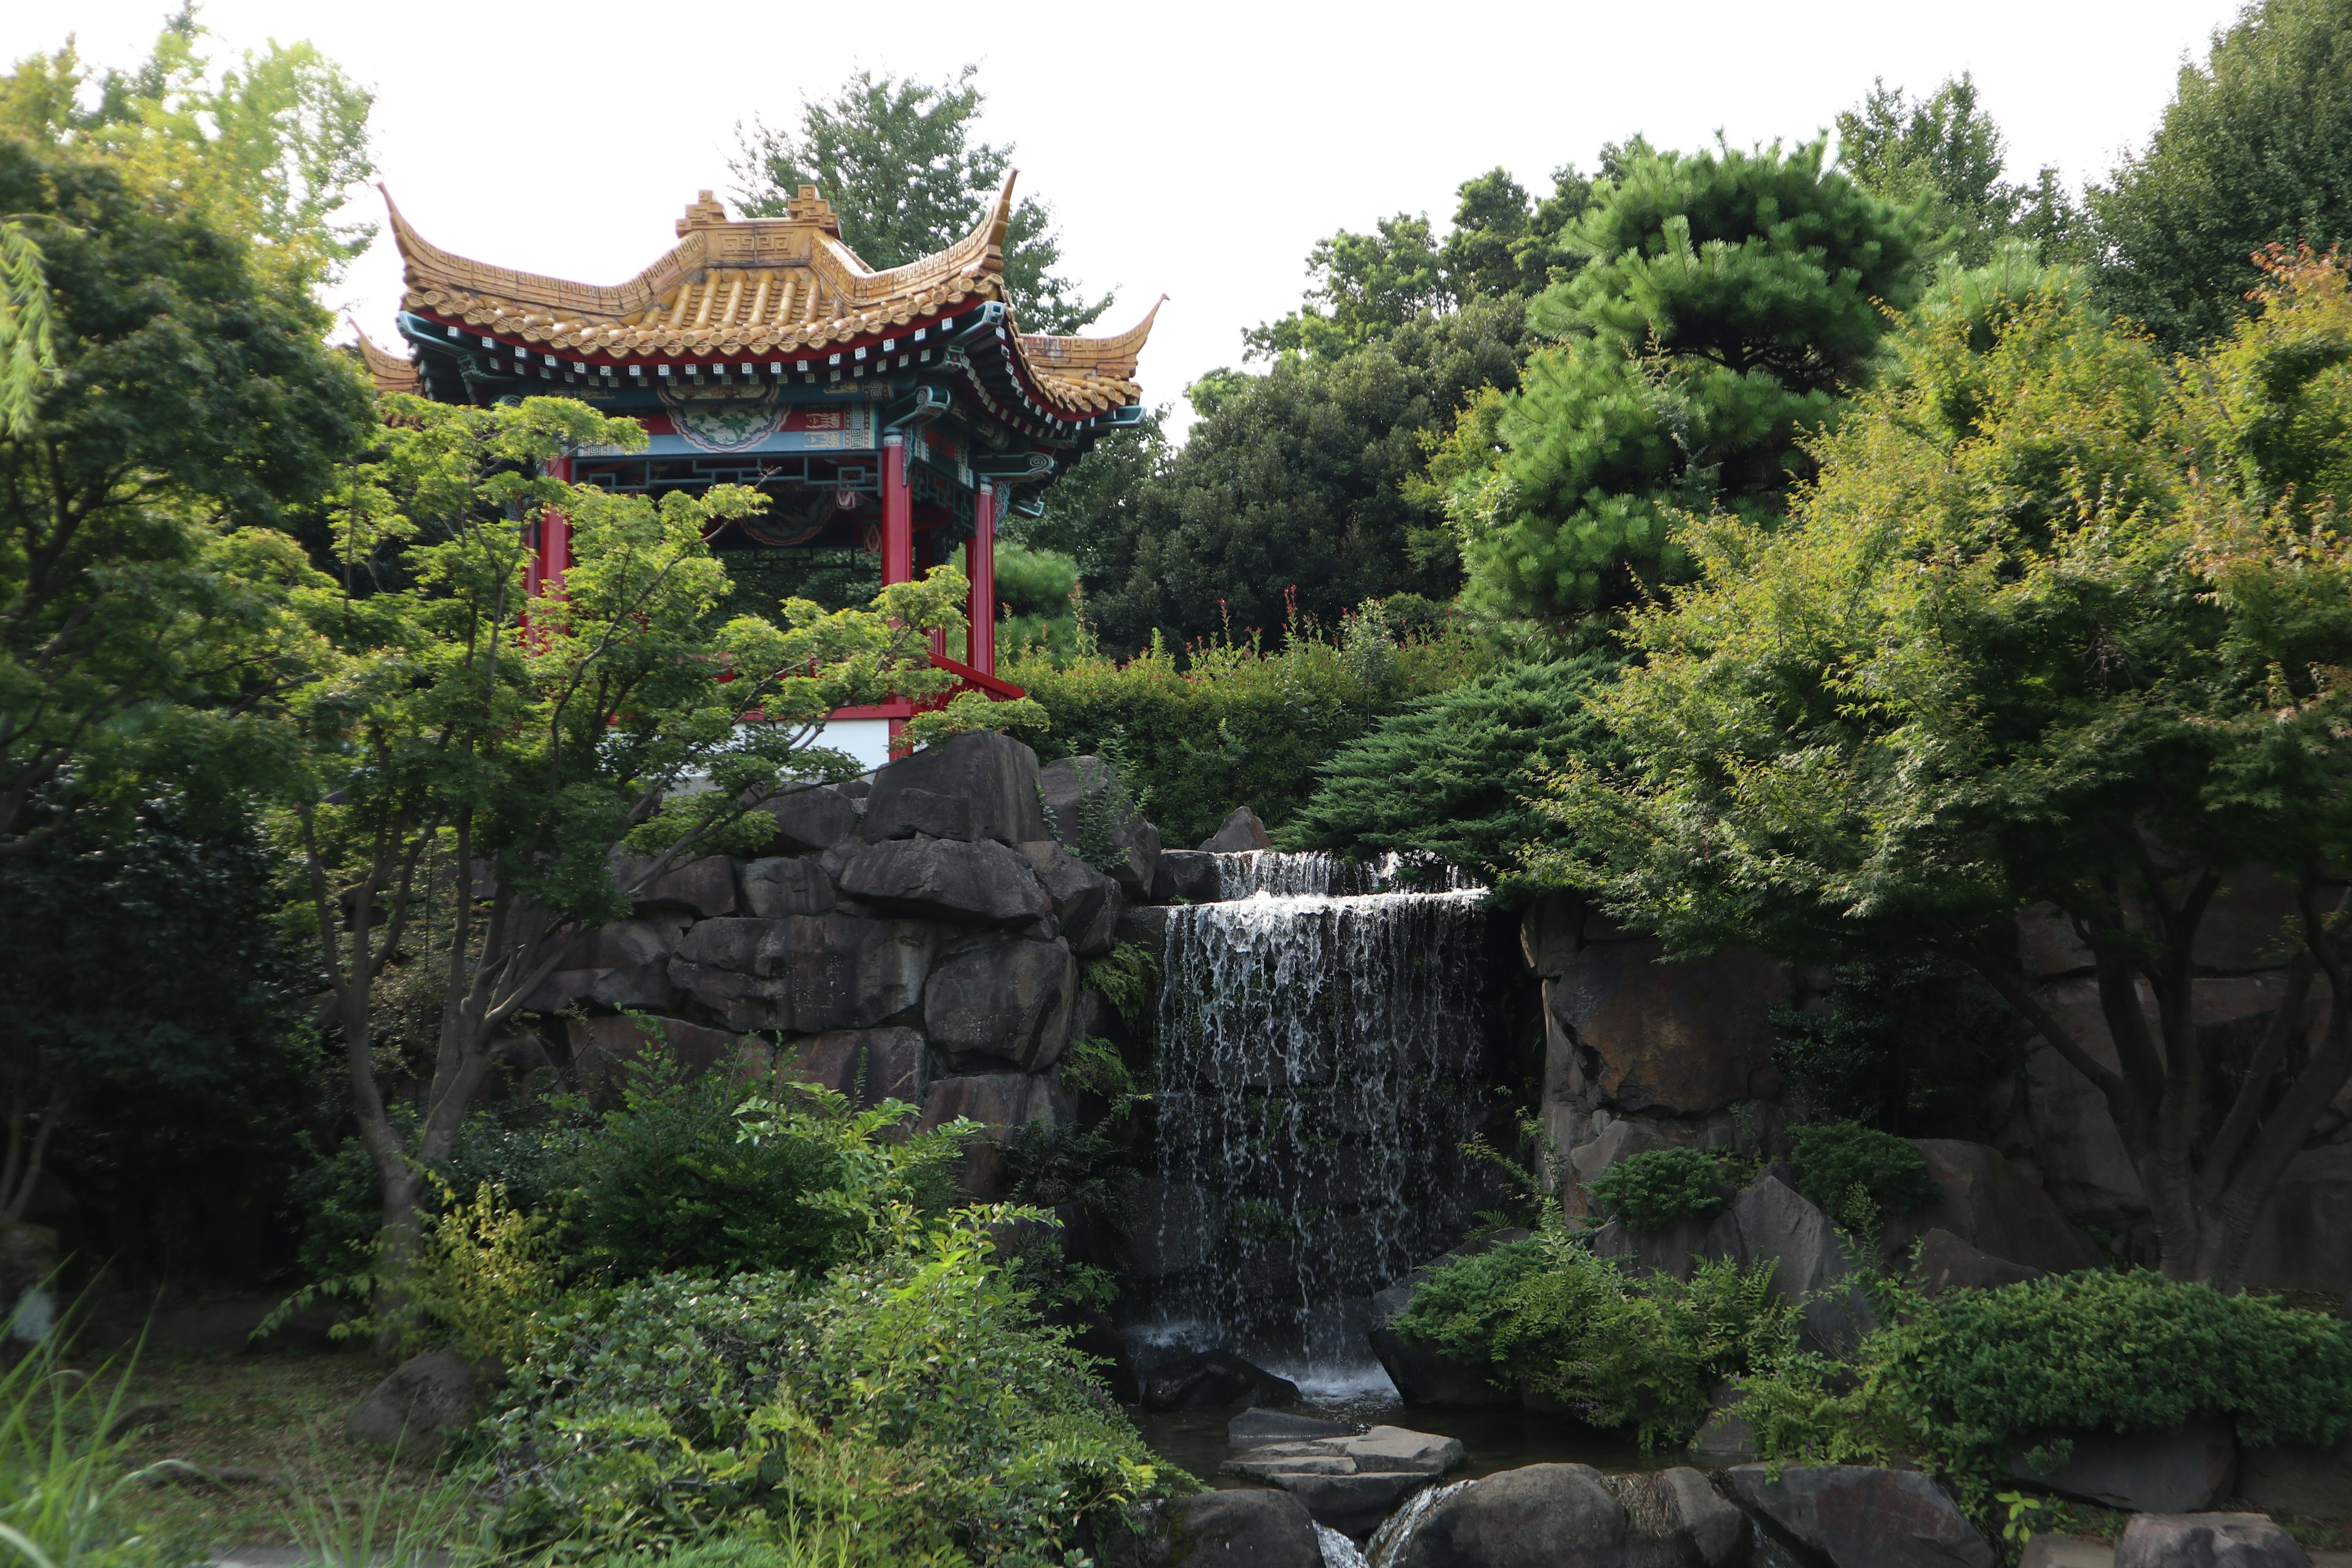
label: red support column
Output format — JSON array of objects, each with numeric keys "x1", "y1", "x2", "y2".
[
  {"x1": 539, "y1": 455, "x2": 573, "y2": 597},
  {"x1": 968, "y1": 480, "x2": 998, "y2": 677},
  {"x1": 881, "y1": 435, "x2": 912, "y2": 586}
]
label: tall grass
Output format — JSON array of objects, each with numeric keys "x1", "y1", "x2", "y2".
[{"x1": 0, "y1": 1332, "x2": 160, "y2": 1568}]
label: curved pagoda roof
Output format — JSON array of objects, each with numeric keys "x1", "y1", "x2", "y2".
[{"x1": 382, "y1": 173, "x2": 1156, "y2": 423}]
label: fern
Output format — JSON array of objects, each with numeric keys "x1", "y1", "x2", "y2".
[{"x1": 0, "y1": 219, "x2": 59, "y2": 438}]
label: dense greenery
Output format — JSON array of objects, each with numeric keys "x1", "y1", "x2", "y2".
[
  {"x1": 1835, "y1": 75, "x2": 2084, "y2": 268},
  {"x1": 1583, "y1": 1147, "x2": 1728, "y2": 1232},
  {"x1": 1785, "y1": 1122, "x2": 1943, "y2": 1230}
]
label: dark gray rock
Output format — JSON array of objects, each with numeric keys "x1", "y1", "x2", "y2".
[
  {"x1": 1267, "y1": 1470, "x2": 1434, "y2": 1537},
  {"x1": 780, "y1": 1026, "x2": 929, "y2": 1108},
  {"x1": 1911, "y1": 1228, "x2": 2045, "y2": 1294},
  {"x1": 526, "y1": 916, "x2": 684, "y2": 1011},
  {"x1": 742, "y1": 855, "x2": 837, "y2": 918},
  {"x1": 867, "y1": 786, "x2": 971, "y2": 842},
  {"x1": 1705, "y1": 1175, "x2": 1876, "y2": 1352},
  {"x1": 1231, "y1": 1409, "x2": 1355, "y2": 1446},
  {"x1": 2011, "y1": 1417, "x2": 2238, "y2": 1514},
  {"x1": 2242, "y1": 1435, "x2": 2352, "y2": 1521},
  {"x1": 1152, "y1": 849, "x2": 1224, "y2": 905},
  {"x1": 1611, "y1": 1466, "x2": 1747, "y2": 1567},
  {"x1": 755, "y1": 784, "x2": 858, "y2": 853},
  {"x1": 1393, "y1": 1463, "x2": 1627, "y2": 1568},
  {"x1": 611, "y1": 852, "x2": 737, "y2": 917},
  {"x1": 568, "y1": 1012, "x2": 758, "y2": 1084},
  {"x1": 1020, "y1": 841, "x2": 1123, "y2": 956},
  {"x1": 2114, "y1": 1512, "x2": 2311, "y2": 1568},
  {"x1": 1368, "y1": 1238, "x2": 1531, "y2": 1408},
  {"x1": 1040, "y1": 755, "x2": 1162, "y2": 897},
  {"x1": 1161, "y1": 1489, "x2": 1322, "y2": 1568},
  {"x1": 1200, "y1": 806, "x2": 1272, "y2": 853},
  {"x1": 1888, "y1": 1140, "x2": 2108, "y2": 1275},
  {"x1": 668, "y1": 914, "x2": 935, "y2": 1033},
  {"x1": 916, "y1": 1072, "x2": 1065, "y2": 1199},
  {"x1": 867, "y1": 731, "x2": 1047, "y2": 845},
  {"x1": 1116, "y1": 903, "x2": 1172, "y2": 951},
  {"x1": 923, "y1": 935, "x2": 1077, "y2": 1071},
  {"x1": 839, "y1": 837, "x2": 1052, "y2": 925},
  {"x1": 1544, "y1": 935, "x2": 1785, "y2": 1114},
  {"x1": 1724, "y1": 1464, "x2": 1992, "y2": 1568},
  {"x1": 344, "y1": 1349, "x2": 491, "y2": 1456},
  {"x1": 1140, "y1": 1349, "x2": 1300, "y2": 1411},
  {"x1": 1588, "y1": 1215, "x2": 1715, "y2": 1283}
]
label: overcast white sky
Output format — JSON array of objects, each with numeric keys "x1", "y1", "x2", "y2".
[{"x1": 10, "y1": 0, "x2": 2247, "y2": 439}]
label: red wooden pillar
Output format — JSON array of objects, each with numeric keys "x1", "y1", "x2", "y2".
[
  {"x1": 968, "y1": 480, "x2": 998, "y2": 677},
  {"x1": 538, "y1": 455, "x2": 574, "y2": 596},
  {"x1": 881, "y1": 435, "x2": 914, "y2": 753}
]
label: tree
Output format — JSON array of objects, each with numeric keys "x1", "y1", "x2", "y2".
[
  {"x1": 2092, "y1": 0, "x2": 2352, "y2": 348},
  {"x1": 1543, "y1": 253, "x2": 2352, "y2": 1286},
  {"x1": 1082, "y1": 295, "x2": 1528, "y2": 652},
  {"x1": 732, "y1": 66, "x2": 1110, "y2": 334},
  {"x1": 1458, "y1": 138, "x2": 1926, "y2": 623},
  {"x1": 1836, "y1": 74, "x2": 2084, "y2": 268},
  {"x1": 279, "y1": 394, "x2": 968, "y2": 1315}
]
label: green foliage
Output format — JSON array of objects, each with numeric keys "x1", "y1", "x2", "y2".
[
  {"x1": 731, "y1": 66, "x2": 1109, "y2": 335},
  {"x1": 488, "y1": 1214, "x2": 1174, "y2": 1562},
  {"x1": 1836, "y1": 75, "x2": 2086, "y2": 268},
  {"x1": 1584, "y1": 1147, "x2": 1727, "y2": 1232},
  {"x1": 1280, "y1": 653, "x2": 1619, "y2": 878},
  {"x1": 901, "y1": 690, "x2": 1052, "y2": 752},
  {"x1": 0, "y1": 1335, "x2": 164, "y2": 1568},
  {"x1": 1004, "y1": 606, "x2": 1497, "y2": 843},
  {"x1": 1057, "y1": 1037, "x2": 1147, "y2": 1119},
  {"x1": 1787, "y1": 1123, "x2": 1943, "y2": 1228},
  {"x1": 2092, "y1": 0, "x2": 2352, "y2": 347},
  {"x1": 0, "y1": 219, "x2": 57, "y2": 437},
  {"x1": 1393, "y1": 1224, "x2": 1800, "y2": 1447},
  {"x1": 986, "y1": 540, "x2": 1084, "y2": 662},
  {"x1": 1080, "y1": 944, "x2": 1159, "y2": 1029},
  {"x1": 1461, "y1": 139, "x2": 1926, "y2": 620},
  {"x1": 1771, "y1": 959, "x2": 2029, "y2": 1131}
]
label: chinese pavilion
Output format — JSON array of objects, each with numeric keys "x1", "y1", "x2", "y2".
[{"x1": 360, "y1": 173, "x2": 1155, "y2": 762}]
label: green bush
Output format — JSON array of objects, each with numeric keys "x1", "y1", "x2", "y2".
[
  {"x1": 488, "y1": 1214, "x2": 1177, "y2": 1562},
  {"x1": 1585, "y1": 1147, "x2": 1727, "y2": 1232},
  {"x1": 1392, "y1": 1226, "x2": 1798, "y2": 1447},
  {"x1": 1280, "y1": 653, "x2": 1621, "y2": 879},
  {"x1": 1787, "y1": 1121, "x2": 1943, "y2": 1229}
]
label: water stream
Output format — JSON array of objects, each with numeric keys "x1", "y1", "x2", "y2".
[{"x1": 1137, "y1": 851, "x2": 1492, "y2": 1392}]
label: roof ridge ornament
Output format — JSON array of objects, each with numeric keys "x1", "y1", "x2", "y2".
[
  {"x1": 676, "y1": 190, "x2": 730, "y2": 235},
  {"x1": 785, "y1": 184, "x2": 841, "y2": 235}
]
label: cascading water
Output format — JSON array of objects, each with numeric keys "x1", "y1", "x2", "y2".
[{"x1": 1139, "y1": 851, "x2": 1495, "y2": 1393}]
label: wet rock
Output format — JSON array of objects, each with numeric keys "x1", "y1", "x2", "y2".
[
  {"x1": 916, "y1": 1072, "x2": 1065, "y2": 1199},
  {"x1": 1041, "y1": 755, "x2": 1162, "y2": 897},
  {"x1": 1267, "y1": 1470, "x2": 1436, "y2": 1537},
  {"x1": 344, "y1": 1349, "x2": 492, "y2": 1457},
  {"x1": 742, "y1": 856, "x2": 837, "y2": 918},
  {"x1": 1140, "y1": 1349, "x2": 1301, "y2": 1410},
  {"x1": 867, "y1": 731, "x2": 1048, "y2": 845},
  {"x1": 1723, "y1": 1463, "x2": 1992, "y2": 1568},
  {"x1": 1911, "y1": 1228, "x2": 2046, "y2": 1294},
  {"x1": 754, "y1": 784, "x2": 858, "y2": 853},
  {"x1": 1152, "y1": 849, "x2": 1225, "y2": 905},
  {"x1": 1020, "y1": 841, "x2": 1123, "y2": 956},
  {"x1": 611, "y1": 852, "x2": 737, "y2": 917},
  {"x1": 1200, "y1": 806, "x2": 1272, "y2": 853},
  {"x1": 839, "y1": 837, "x2": 1052, "y2": 925},
  {"x1": 2113, "y1": 1512, "x2": 2310, "y2": 1568},
  {"x1": 1161, "y1": 1489, "x2": 1322, "y2": 1568},
  {"x1": 780, "y1": 1026, "x2": 929, "y2": 1108},
  {"x1": 2242, "y1": 1434, "x2": 2352, "y2": 1521},
  {"x1": 923, "y1": 935, "x2": 1077, "y2": 1071},
  {"x1": 1519, "y1": 891, "x2": 1582, "y2": 981},
  {"x1": 1704, "y1": 1174, "x2": 1876, "y2": 1352},
  {"x1": 1391, "y1": 1462, "x2": 1627, "y2": 1568},
  {"x1": 1610, "y1": 1466, "x2": 1747, "y2": 1567},
  {"x1": 1890, "y1": 1140, "x2": 2106, "y2": 1275},
  {"x1": 1230, "y1": 1409, "x2": 1355, "y2": 1446},
  {"x1": 668, "y1": 914, "x2": 935, "y2": 1033},
  {"x1": 2010, "y1": 1417, "x2": 2238, "y2": 1514},
  {"x1": 1122, "y1": 1177, "x2": 1218, "y2": 1280},
  {"x1": 1544, "y1": 937, "x2": 1785, "y2": 1115}
]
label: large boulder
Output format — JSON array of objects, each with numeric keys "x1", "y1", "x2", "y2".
[
  {"x1": 1159, "y1": 1490, "x2": 1322, "y2": 1568},
  {"x1": 923, "y1": 936, "x2": 1078, "y2": 1071},
  {"x1": 1200, "y1": 806, "x2": 1272, "y2": 853},
  {"x1": 1723, "y1": 1464, "x2": 1992, "y2": 1568},
  {"x1": 2113, "y1": 1512, "x2": 2312, "y2": 1568},
  {"x1": 2010, "y1": 1417, "x2": 2238, "y2": 1514},
  {"x1": 1369, "y1": 1259, "x2": 1514, "y2": 1409},
  {"x1": 1267, "y1": 1470, "x2": 1435, "y2": 1537},
  {"x1": 742, "y1": 856, "x2": 837, "y2": 918},
  {"x1": 917, "y1": 1072, "x2": 1065, "y2": 1197},
  {"x1": 610, "y1": 852, "x2": 737, "y2": 917},
  {"x1": 753, "y1": 783, "x2": 858, "y2": 853},
  {"x1": 780, "y1": 1026, "x2": 929, "y2": 1108},
  {"x1": 2242, "y1": 1435, "x2": 2352, "y2": 1521},
  {"x1": 526, "y1": 916, "x2": 685, "y2": 1012},
  {"x1": 669, "y1": 914, "x2": 935, "y2": 1033},
  {"x1": 1611, "y1": 1467, "x2": 1747, "y2": 1567},
  {"x1": 839, "y1": 837, "x2": 1052, "y2": 925},
  {"x1": 1890, "y1": 1140, "x2": 2106, "y2": 1274},
  {"x1": 1910, "y1": 1229, "x2": 2045, "y2": 1295},
  {"x1": 866, "y1": 731, "x2": 1048, "y2": 845},
  {"x1": 1391, "y1": 1463, "x2": 1626, "y2": 1568},
  {"x1": 1151, "y1": 849, "x2": 1225, "y2": 905},
  {"x1": 1139, "y1": 1349, "x2": 1300, "y2": 1410},
  {"x1": 1040, "y1": 755, "x2": 1161, "y2": 897},
  {"x1": 568, "y1": 1012, "x2": 761, "y2": 1084},
  {"x1": 1020, "y1": 842, "x2": 1123, "y2": 956},
  {"x1": 1544, "y1": 937, "x2": 1785, "y2": 1114},
  {"x1": 1704, "y1": 1175, "x2": 1875, "y2": 1352},
  {"x1": 344, "y1": 1349, "x2": 491, "y2": 1457}
]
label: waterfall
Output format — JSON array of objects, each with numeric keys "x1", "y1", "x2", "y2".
[{"x1": 1144, "y1": 852, "x2": 1491, "y2": 1387}]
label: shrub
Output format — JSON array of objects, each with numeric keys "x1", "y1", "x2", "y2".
[
  {"x1": 488, "y1": 1213, "x2": 1177, "y2": 1562},
  {"x1": 1787, "y1": 1121, "x2": 1943, "y2": 1230},
  {"x1": 1585, "y1": 1147, "x2": 1727, "y2": 1232}
]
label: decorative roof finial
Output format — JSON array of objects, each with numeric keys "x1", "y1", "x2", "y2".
[{"x1": 676, "y1": 190, "x2": 729, "y2": 236}]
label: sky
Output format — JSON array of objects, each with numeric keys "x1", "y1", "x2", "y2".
[{"x1": 8, "y1": 0, "x2": 2248, "y2": 440}]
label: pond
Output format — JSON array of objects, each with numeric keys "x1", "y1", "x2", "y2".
[{"x1": 1126, "y1": 1398, "x2": 1678, "y2": 1490}]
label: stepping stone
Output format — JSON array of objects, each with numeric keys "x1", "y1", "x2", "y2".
[{"x1": 1336, "y1": 1425, "x2": 1466, "y2": 1476}]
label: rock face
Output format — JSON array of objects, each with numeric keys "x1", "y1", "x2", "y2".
[
  {"x1": 528, "y1": 916, "x2": 687, "y2": 1012},
  {"x1": 2011, "y1": 1417, "x2": 2238, "y2": 1514},
  {"x1": 1160, "y1": 1490, "x2": 1323, "y2": 1568},
  {"x1": 1723, "y1": 1464, "x2": 1993, "y2": 1568},
  {"x1": 1040, "y1": 755, "x2": 1162, "y2": 897},
  {"x1": 1542, "y1": 924, "x2": 1784, "y2": 1115},
  {"x1": 612, "y1": 852, "x2": 739, "y2": 917},
  {"x1": 862, "y1": 730, "x2": 1048, "y2": 845},
  {"x1": 1152, "y1": 848, "x2": 1225, "y2": 904},
  {"x1": 782, "y1": 1027, "x2": 928, "y2": 1107},
  {"x1": 2241, "y1": 1436, "x2": 2352, "y2": 1521},
  {"x1": 1891, "y1": 1140, "x2": 2106, "y2": 1275},
  {"x1": 1393, "y1": 1463, "x2": 1628, "y2": 1568},
  {"x1": 1200, "y1": 806, "x2": 1272, "y2": 853},
  {"x1": 669, "y1": 914, "x2": 935, "y2": 1033},
  {"x1": 923, "y1": 936, "x2": 1077, "y2": 1071},
  {"x1": 918, "y1": 1072, "x2": 1064, "y2": 1199},
  {"x1": 1611, "y1": 1467, "x2": 1747, "y2": 1567},
  {"x1": 344, "y1": 1349, "x2": 490, "y2": 1457},
  {"x1": 742, "y1": 856, "x2": 837, "y2": 918},
  {"x1": 568, "y1": 1012, "x2": 759, "y2": 1084},
  {"x1": 1704, "y1": 1175, "x2": 1875, "y2": 1351},
  {"x1": 2113, "y1": 1512, "x2": 2312, "y2": 1568},
  {"x1": 755, "y1": 785, "x2": 858, "y2": 853},
  {"x1": 1020, "y1": 841, "x2": 1123, "y2": 956},
  {"x1": 839, "y1": 837, "x2": 1054, "y2": 925},
  {"x1": 1910, "y1": 1228, "x2": 2045, "y2": 1294}
]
